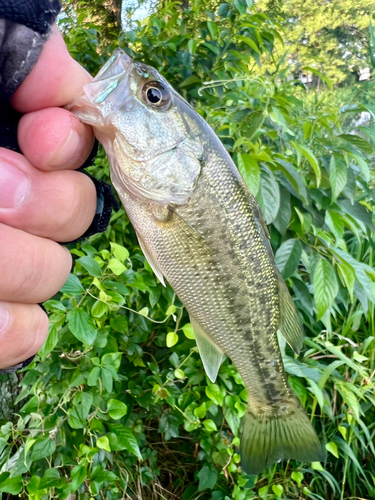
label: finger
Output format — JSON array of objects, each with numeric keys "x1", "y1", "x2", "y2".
[
  {"x1": 0, "y1": 223, "x2": 72, "y2": 303},
  {"x1": 0, "y1": 302, "x2": 48, "y2": 370},
  {"x1": 18, "y1": 107, "x2": 94, "y2": 171},
  {"x1": 0, "y1": 148, "x2": 97, "y2": 241},
  {"x1": 11, "y1": 25, "x2": 92, "y2": 112}
]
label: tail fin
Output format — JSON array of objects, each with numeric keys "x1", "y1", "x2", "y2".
[{"x1": 240, "y1": 403, "x2": 324, "y2": 475}]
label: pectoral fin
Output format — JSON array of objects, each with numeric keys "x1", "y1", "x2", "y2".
[
  {"x1": 278, "y1": 279, "x2": 304, "y2": 355},
  {"x1": 137, "y1": 233, "x2": 166, "y2": 287},
  {"x1": 191, "y1": 318, "x2": 224, "y2": 383}
]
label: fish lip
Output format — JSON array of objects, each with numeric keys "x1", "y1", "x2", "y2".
[
  {"x1": 95, "y1": 48, "x2": 133, "y2": 81},
  {"x1": 83, "y1": 49, "x2": 134, "y2": 105}
]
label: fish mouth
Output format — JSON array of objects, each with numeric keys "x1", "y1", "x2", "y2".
[{"x1": 83, "y1": 49, "x2": 134, "y2": 105}]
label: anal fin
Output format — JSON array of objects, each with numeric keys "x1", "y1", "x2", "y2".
[
  {"x1": 191, "y1": 318, "x2": 224, "y2": 383},
  {"x1": 278, "y1": 279, "x2": 304, "y2": 355}
]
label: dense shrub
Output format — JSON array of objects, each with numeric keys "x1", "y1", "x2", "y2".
[{"x1": 1, "y1": 1, "x2": 375, "y2": 499}]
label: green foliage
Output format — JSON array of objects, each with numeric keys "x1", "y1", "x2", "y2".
[
  {"x1": 1, "y1": 1, "x2": 375, "y2": 499},
  {"x1": 257, "y1": 0, "x2": 374, "y2": 84}
]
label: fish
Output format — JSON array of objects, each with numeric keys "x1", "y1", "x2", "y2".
[{"x1": 70, "y1": 49, "x2": 324, "y2": 474}]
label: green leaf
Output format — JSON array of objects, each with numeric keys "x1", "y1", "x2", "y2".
[
  {"x1": 110, "y1": 242, "x2": 129, "y2": 261},
  {"x1": 237, "y1": 153, "x2": 260, "y2": 196},
  {"x1": 338, "y1": 134, "x2": 373, "y2": 155},
  {"x1": 205, "y1": 384, "x2": 225, "y2": 406},
  {"x1": 61, "y1": 273, "x2": 84, "y2": 294},
  {"x1": 194, "y1": 403, "x2": 207, "y2": 419},
  {"x1": 234, "y1": 0, "x2": 248, "y2": 14},
  {"x1": 272, "y1": 484, "x2": 284, "y2": 498},
  {"x1": 275, "y1": 239, "x2": 302, "y2": 279},
  {"x1": 107, "y1": 258, "x2": 127, "y2": 275},
  {"x1": 91, "y1": 300, "x2": 108, "y2": 318},
  {"x1": 39, "y1": 468, "x2": 62, "y2": 489},
  {"x1": 30, "y1": 437, "x2": 56, "y2": 461},
  {"x1": 97, "y1": 436, "x2": 111, "y2": 452},
  {"x1": 270, "y1": 106, "x2": 287, "y2": 129},
  {"x1": 202, "y1": 42, "x2": 220, "y2": 55},
  {"x1": 288, "y1": 376, "x2": 307, "y2": 405},
  {"x1": 71, "y1": 463, "x2": 87, "y2": 491},
  {"x1": 336, "y1": 383, "x2": 361, "y2": 421},
  {"x1": 307, "y1": 379, "x2": 325, "y2": 409},
  {"x1": 39, "y1": 324, "x2": 59, "y2": 359},
  {"x1": 329, "y1": 156, "x2": 347, "y2": 202},
  {"x1": 236, "y1": 35, "x2": 260, "y2": 53},
  {"x1": 0, "y1": 474, "x2": 22, "y2": 494},
  {"x1": 107, "y1": 399, "x2": 128, "y2": 420},
  {"x1": 109, "y1": 424, "x2": 142, "y2": 459},
  {"x1": 337, "y1": 261, "x2": 355, "y2": 302},
  {"x1": 338, "y1": 199, "x2": 375, "y2": 232},
  {"x1": 102, "y1": 352, "x2": 122, "y2": 370},
  {"x1": 74, "y1": 391, "x2": 93, "y2": 421},
  {"x1": 257, "y1": 166, "x2": 280, "y2": 224},
  {"x1": 87, "y1": 366, "x2": 101, "y2": 386},
  {"x1": 359, "y1": 125, "x2": 375, "y2": 143},
  {"x1": 259, "y1": 486, "x2": 269, "y2": 499},
  {"x1": 348, "y1": 152, "x2": 370, "y2": 181},
  {"x1": 207, "y1": 20, "x2": 217, "y2": 38},
  {"x1": 174, "y1": 368, "x2": 185, "y2": 379},
  {"x1": 274, "y1": 159, "x2": 308, "y2": 203},
  {"x1": 291, "y1": 471, "x2": 304, "y2": 487},
  {"x1": 182, "y1": 323, "x2": 195, "y2": 339},
  {"x1": 326, "y1": 441, "x2": 339, "y2": 458},
  {"x1": 138, "y1": 307, "x2": 149, "y2": 317},
  {"x1": 78, "y1": 256, "x2": 102, "y2": 277},
  {"x1": 167, "y1": 331, "x2": 179, "y2": 347},
  {"x1": 179, "y1": 75, "x2": 201, "y2": 87},
  {"x1": 273, "y1": 185, "x2": 291, "y2": 235},
  {"x1": 203, "y1": 419, "x2": 218, "y2": 432},
  {"x1": 187, "y1": 39, "x2": 197, "y2": 55},
  {"x1": 67, "y1": 308, "x2": 97, "y2": 345},
  {"x1": 311, "y1": 462, "x2": 325, "y2": 471},
  {"x1": 325, "y1": 211, "x2": 344, "y2": 242},
  {"x1": 101, "y1": 368, "x2": 113, "y2": 393},
  {"x1": 313, "y1": 259, "x2": 338, "y2": 319},
  {"x1": 292, "y1": 142, "x2": 321, "y2": 186},
  {"x1": 197, "y1": 465, "x2": 218, "y2": 491}
]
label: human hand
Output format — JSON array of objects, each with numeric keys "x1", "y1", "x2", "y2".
[{"x1": 0, "y1": 25, "x2": 98, "y2": 370}]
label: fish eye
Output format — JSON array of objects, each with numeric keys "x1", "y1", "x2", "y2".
[{"x1": 142, "y1": 81, "x2": 170, "y2": 108}]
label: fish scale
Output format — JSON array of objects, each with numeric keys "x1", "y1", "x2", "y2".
[{"x1": 70, "y1": 49, "x2": 324, "y2": 474}]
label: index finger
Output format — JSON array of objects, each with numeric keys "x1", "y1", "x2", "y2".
[{"x1": 11, "y1": 24, "x2": 92, "y2": 112}]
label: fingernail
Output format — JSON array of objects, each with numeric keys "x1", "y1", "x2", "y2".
[
  {"x1": 0, "y1": 305, "x2": 9, "y2": 334},
  {"x1": 51, "y1": 129, "x2": 81, "y2": 168},
  {"x1": 0, "y1": 162, "x2": 29, "y2": 208}
]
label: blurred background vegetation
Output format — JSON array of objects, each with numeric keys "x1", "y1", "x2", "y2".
[{"x1": 1, "y1": 0, "x2": 375, "y2": 499}]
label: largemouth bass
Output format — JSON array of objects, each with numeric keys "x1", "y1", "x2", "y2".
[{"x1": 71, "y1": 49, "x2": 323, "y2": 474}]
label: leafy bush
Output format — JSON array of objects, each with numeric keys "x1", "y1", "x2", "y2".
[{"x1": 1, "y1": 1, "x2": 375, "y2": 499}]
